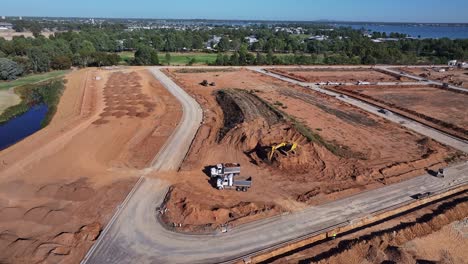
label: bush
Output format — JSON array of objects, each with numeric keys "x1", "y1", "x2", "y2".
[
  {"x1": 51, "y1": 56, "x2": 72, "y2": 70},
  {"x1": 0, "y1": 58, "x2": 23, "y2": 80},
  {"x1": 200, "y1": 80, "x2": 209, "y2": 86}
]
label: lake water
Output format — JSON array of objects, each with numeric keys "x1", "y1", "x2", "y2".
[
  {"x1": 0, "y1": 104, "x2": 48, "y2": 150},
  {"x1": 338, "y1": 24, "x2": 468, "y2": 39}
]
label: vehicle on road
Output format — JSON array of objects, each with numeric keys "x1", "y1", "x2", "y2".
[
  {"x1": 412, "y1": 192, "x2": 432, "y2": 199},
  {"x1": 378, "y1": 108, "x2": 390, "y2": 115}
]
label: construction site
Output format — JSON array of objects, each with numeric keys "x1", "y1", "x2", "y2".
[
  {"x1": 0, "y1": 68, "x2": 182, "y2": 263},
  {"x1": 0, "y1": 65, "x2": 467, "y2": 264},
  {"x1": 328, "y1": 84, "x2": 468, "y2": 140},
  {"x1": 398, "y1": 66, "x2": 468, "y2": 88},
  {"x1": 161, "y1": 67, "x2": 463, "y2": 233}
]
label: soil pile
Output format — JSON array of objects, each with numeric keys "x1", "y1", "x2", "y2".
[{"x1": 162, "y1": 184, "x2": 283, "y2": 233}]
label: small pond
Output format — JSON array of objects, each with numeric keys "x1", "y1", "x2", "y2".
[{"x1": 0, "y1": 104, "x2": 48, "y2": 150}]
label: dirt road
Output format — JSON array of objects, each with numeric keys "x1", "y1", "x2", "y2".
[
  {"x1": 82, "y1": 67, "x2": 203, "y2": 263},
  {"x1": 0, "y1": 68, "x2": 182, "y2": 263},
  {"x1": 82, "y1": 67, "x2": 468, "y2": 264}
]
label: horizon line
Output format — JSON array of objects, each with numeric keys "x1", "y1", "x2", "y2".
[{"x1": 2, "y1": 15, "x2": 468, "y2": 25}]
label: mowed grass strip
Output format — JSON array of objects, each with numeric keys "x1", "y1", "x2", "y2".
[
  {"x1": 118, "y1": 51, "x2": 218, "y2": 65},
  {"x1": 0, "y1": 70, "x2": 69, "y2": 90}
]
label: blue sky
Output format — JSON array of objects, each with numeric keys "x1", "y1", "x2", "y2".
[{"x1": 2, "y1": 0, "x2": 468, "y2": 22}]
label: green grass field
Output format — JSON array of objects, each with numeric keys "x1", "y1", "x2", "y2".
[
  {"x1": 0, "y1": 70, "x2": 69, "y2": 90},
  {"x1": 118, "y1": 51, "x2": 218, "y2": 65}
]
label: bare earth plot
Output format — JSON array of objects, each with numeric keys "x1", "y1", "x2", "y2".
[
  {"x1": 399, "y1": 66, "x2": 468, "y2": 88},
  {"x1": 268, "y1": 67, "x2": 412, "y2": 83},
  {"x1": 329, "y1": 84, "x2": 468, "y2": 140},
  {"x1": 162, "y1": 68, "x2": 462, "y2": 233},
  {"x1": 0, "y1": 68, "x2": 181, "y2": 263}
]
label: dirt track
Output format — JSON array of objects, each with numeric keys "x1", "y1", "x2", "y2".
[
  {"x1": 161, "y1": 68, "x2": 461, "y2": 232},
  {"x1": 0, "y1": 68, "x2": 181, "y2": 263}
]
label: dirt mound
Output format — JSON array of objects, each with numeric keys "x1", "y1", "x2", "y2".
[
  {"x1": 216, "y1": 89, "x2": 364, "y2": 178},
  {"x1": 161, "y1": 184, "x2": 283, "y2": 233}
]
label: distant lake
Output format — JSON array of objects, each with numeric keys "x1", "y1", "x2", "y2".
[
  {"x1": 0, "y1": 104, "x2": 48, "y2": 150},
  {"x1": 337, "y1": 24, "x2": 468, "y2": 39}
]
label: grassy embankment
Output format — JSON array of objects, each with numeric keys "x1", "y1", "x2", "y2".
[
  {"x1": 0, "y1": 71, "x2": 68, "y2": 125},
  {"x1": 0, "y1": 70, "x2": 68, "y2": 90}
]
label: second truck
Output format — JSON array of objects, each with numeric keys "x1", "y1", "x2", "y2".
[{"x1": 210, "y1": 163, "x2": 252, "y2": 191}]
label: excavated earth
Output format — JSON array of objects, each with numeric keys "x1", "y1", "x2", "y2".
[
  {"x1": 162, "y1": 68, "x2": 463, "y2": 233},
  {"x1": 268, "y1": 192, "x2": 468, "y2": 264},
  {"x1": 268, "y1": 68, "x2": 412, "y2": 83},
  {"x1": 0, "y1": 68, "x2": 182, "y2": 263}
]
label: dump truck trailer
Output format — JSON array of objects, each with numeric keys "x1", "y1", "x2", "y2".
[{"x1": 216, "y1": 174, "x2": 252, "y2": 191}]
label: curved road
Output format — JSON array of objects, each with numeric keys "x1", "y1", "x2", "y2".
[{"x1": 83, "y1": 67, "x2": 468, "y2": 264}]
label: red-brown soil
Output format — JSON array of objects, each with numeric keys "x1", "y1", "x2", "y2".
[
  {"x1": 269, "y1": 192, "x2": 468, "y2": 264},
  {"x1": 0, "y1": 68, "x2": 182, "y2": 263},
  {"x1": 329, "y1": 84, "x2": 468, "y2": 140},
  {"x1": 161, "y1": 68, "x2": 461, "y2": 232},
  {"x1": 270, "y1": 67, "x2": 411, "y2": 83},
  {"x1": 399, "y1": 66, "x2": 468, "y2": 88}
]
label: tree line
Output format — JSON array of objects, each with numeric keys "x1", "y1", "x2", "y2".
[{"x1": 0, "y1": 21, "x2": 467, "y2": 80}]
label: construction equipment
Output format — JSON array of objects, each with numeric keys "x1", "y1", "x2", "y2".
[
  {"x1": 210, "y1": 163, "x2": 241, "y2": 177},
  {"x1": 210, "y1": 163, "x2": 252, "y2": 192},
  {"x1": 268, "y1": 142, "x2": 298, "y2": 161}
]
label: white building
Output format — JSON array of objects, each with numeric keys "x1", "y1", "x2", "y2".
[
  {"x1": 308, "y1": 35, "x2": 328, "y2": 41},
  {"x1": 448, "y1": 60, "x2": 458, "y2": 66},
  {"x1": 0, "y1": 22, "x2": 13, "y2": 30},
  {"x1": 206, "y1": 35, "x2": 222, "y2": 49},
  {"x1": 245, "y1": 36, "x2": 258, "y2": 45}
]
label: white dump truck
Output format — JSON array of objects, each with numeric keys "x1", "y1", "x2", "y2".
[{"x1": 210, "y1": 163, "x2": 252, "y2": 192}]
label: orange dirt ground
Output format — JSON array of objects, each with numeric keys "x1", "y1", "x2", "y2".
[
  {"x1": 0, "y1": 68, "x2": 182, "y2": 263},
  {"x1": 329, "y1": 85, "x2": 468, "y2": 140},
  {"x1": 269, "y1": 67, "x2": 411, "y2": 83},
  {"x1": 162, "y1": 68, "x2": 462, "y2": 232},
  {"x1": 399, "y1": 66, "x2": 468, "y2": 88},
  {"x1": 269, "y1": 192, "x2": 468, "y2": 264}
]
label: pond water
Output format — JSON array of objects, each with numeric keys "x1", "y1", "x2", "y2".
[{"x1": 0, "y1": 104, "x2": 48, "y2": 150}]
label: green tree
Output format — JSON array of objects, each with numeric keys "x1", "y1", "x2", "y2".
[
  {"x1": 217, "y1": 37, "x2": 231, "y2": 52},
  {"x1": 51, "y1": 56, "x2": 72, "y2": 70},
  {"x1": 0, "y1": 58, "x2": 23, "y2": 80},
  {"x1": 134, "y1": 46, "x2": 159, "y2": 65},
  {"x1": 165, "y1": 52, "x2": 171, "y2": 65},
  {"x1": 28, "y1": 47, "x2": 50, "y2": 72},
  {"x1": 78, "y1": 40, "x2": 96, "y2": 67}
]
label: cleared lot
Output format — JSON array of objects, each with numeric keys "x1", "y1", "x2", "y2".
[
  {"x1": 330, "y1": 84, "x2": 468, "y2": 140},
  {"x1": 398, "y1": 66, "x2": 468, "y2": 88}
]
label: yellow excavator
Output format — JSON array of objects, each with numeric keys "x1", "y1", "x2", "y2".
[{"x1": 268, "y1": 142, "x2": 298, "y2": 161}]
